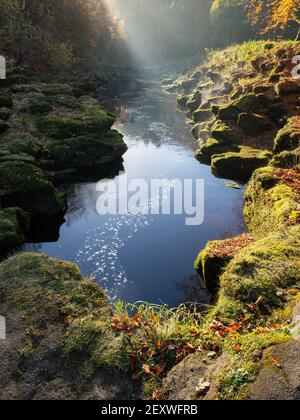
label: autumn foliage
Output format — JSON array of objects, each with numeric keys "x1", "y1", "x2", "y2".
[{"x1": 245, "y1": 0, "x2": 300, "y2": 36}]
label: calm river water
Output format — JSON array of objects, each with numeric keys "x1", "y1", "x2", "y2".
[{"x1": 24, "y1": 77, "x2": 246, "y2": 306}]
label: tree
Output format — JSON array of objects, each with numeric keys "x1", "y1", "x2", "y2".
[{"x1": 245, "y1": 0, "x2": 300, "y2": 39}]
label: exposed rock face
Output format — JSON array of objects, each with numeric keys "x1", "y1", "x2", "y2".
[
  {"x1": 274, "y1": 116, "x2": 300, "y2": 153},
  {"x1": 248, "y1": 341, "x2": 300, "y2": 400},
  {"x1": 0, "y1": 253, "x2": 137, "y2": 400}
]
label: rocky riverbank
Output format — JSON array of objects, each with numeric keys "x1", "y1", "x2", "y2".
[
  {"x1": 161, "y1": 40, "x2": 300, "y2": 400},
  {"x1": 0, "y1": 68, "x2": 127, "y2": 250}
]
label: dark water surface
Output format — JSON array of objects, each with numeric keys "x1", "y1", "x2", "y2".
[{"x1": 24, "y1": 78, "x2": 246, "y2": 306}]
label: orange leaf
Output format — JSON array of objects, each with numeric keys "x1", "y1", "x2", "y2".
[{"x1": 142, "y1": 364, "x2": 151, "y2": 374}]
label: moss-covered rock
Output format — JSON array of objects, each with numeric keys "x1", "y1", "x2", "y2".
[
  {"x1": 0, "y1": 94, "x2": 13, "y2": 108},
  {"x1": 0, "y1": 161, "x2": 65, "y2": 217},
  {"x1": 36, "y1": 104, "x2": 115, "y2": 140},
  {"x1": 194, "y1": 234, "x2": 253, "y2": 295},
  {"x1": 211, "y1": 121, "x2": 242, "y2": 143},
  {"x1": 232, "y1": 94, "x2": 261, "y2": 113},
  {"x1": 217, "y1": 226, "x2": 300, "y2": 313},
  {"x1": 39, "y1": 83, "x2": 74, "y2": 96},
  {"x1": 0, "y1": 133, "x2": 43, "y2": 157},
  {"x1": 270, "y1": 148, "x2": 300, "y2": 169},
  {"x1": 211, "y1": 147, "x2": 272, "y2": 181},
  {"x1": 244, "y1": 167, "x2": 299, "y2": 237},
  {"x1": 274, "y1": 117, "x2": 300, "y2": 153},
  {"x1": 0, "y1": 207, "x2": 30, "y2": 248},
  {"x1": 0, "y1": 107, "x2": 12, "y2": 121},
  {"x1": 48, "y1": 131, "x2": 127, "y2": 169},
  {"x1": 237, "y1": 113, "x2": 271, "y2": 137},
  {"x1": 193, "y1": 109, "x2": 212, "y2": 123},
  {"x1": 195, "y1": 138, "x2": 239, "y2": 164},
  {"x1": 213, "y1": 104, "x2": 240, "y2": 121},
  {"x1": 0, "y1": 253, "x2": 134, "y2": 400}
]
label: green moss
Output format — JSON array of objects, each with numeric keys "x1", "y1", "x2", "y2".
[
  {"x1": 213, "y1": 104, "x2": 240, "y2": 121},
  {"x1": 232, "y1": 94, "x2": 261, "y2": 113},
  {"x1": 195, "y1": 138, "x2": 239, "y2": 164},
  {"x1": 0, "y1": 161, "x2": 65, "y2": 217},
  {"x1": 0, "y1": 253, "x2": 123, "y2": 391},
  {"x1": 0, "y1": 94, "x2": 13, "y2": 108},
  {"x1": 274, "y1": 117, "x2": 300, "y2": 153},
  {"x1": 211, "y1": 120, "x2": 242, "y2": 143},
  {"x1": 39, "y1": 83, "x2": 74, "y2": 96},
  {"x1": 0, "y1": 207, "x2": 30, "y2": 248},
  {"x1": 270, "y1": 148, "x2": 300, "y2": 169},
  {"x1": 211, "y1": 147, "x2": 272, "y2": 181},
  {"x1": 36, "y1": 104, "x2": 115, "y2": 139},
  {"x1": 218, "y1": 227, "x2": 300, "y2": 310},
  {"x1": 48, "y1": 131, "x2": 127, "y2": 169},
  {"x1": 0, "y1": 133, "x2": 43, "y2": 157},
  {"x1": 244, "y1": 167, "x2": 299, "y2": 236}
]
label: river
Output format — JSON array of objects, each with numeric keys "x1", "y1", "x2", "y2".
[{"x1": 23, "y1": 76, "x2": 246, "y2": 307}]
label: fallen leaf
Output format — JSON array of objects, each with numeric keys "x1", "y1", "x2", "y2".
[
  {"x1": 142, "y1": 364, "x2": 151, "y2": 374},
  {"x1": 272, "y1": 358, "x2": 282, "y2": 369}
]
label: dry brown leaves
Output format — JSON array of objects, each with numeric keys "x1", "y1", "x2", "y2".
[
  {"x1": 209, "y1": 234, "x2": 253, "y2": 258},
  {"x1": 273, "y1": 168, "x2": 300, "y2": 196}
]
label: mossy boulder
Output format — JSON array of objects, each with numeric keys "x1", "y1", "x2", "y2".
[
  {"x1": 244, "y1": 167, "x2": 299, "y2": 237},
  {"x1": 0, "y1": 253, "x2": 134, "y2": 400},
  {"x1": 213, "y1": 104, "x2": 240, "y2": 121},
  {"x1": 0, "y1": 108, "x2": 12, "y2": 121},
  {"x1": 237, "y1": 113, "x2": 271, "y2": 137},
  {"x1": 211, "y1": 147, "x2": 272, "y2": 181},
  {"x1": 276, "y1": 79, "x2": 300, "y2": 96},
  {"x1": 0, "y1": 133, "x2": 43, "y2": 157},
  {"x1": 217, "y1": 227, "x2": 300, "y2": 313},
  {"x1": 17, "y1": 93, "x2": 53, "y2": 114},
  {"x1": 274, "y1": 117, "x2": 300, "y2": 153},
  {"x1": 195, "y1": 138, "x2": 239, "y2": 164},
  {"x1": 194, "y1": 234, "x2": 253, "y2": 295},
  {"x1": 0, "y1": 161, "x2": 65, "y2": 217},
  {"x1": 193, "y1": 109, "x2": 212, "y2": 123},
  {"x1": 232, "y1": 94, "x2": 261, "y2": 113},
  {"x1": 270, "y1": 148, "x2": 300, "y2": 169},
  {"x1": 36, "y1": 104, "x2": 115, "y2": 140},
  {"x1": 0, "y1": 94, "x2": 13, "y2": 108},
  {"x1": 0, "y1": 207, "x2": 30, "y2": 248},
  {"x1": 39, "y1": 83, "x2": 73, "y2": 96},
  {"x1": 47, "y1": 131, "x2": 127, "y2": 169},
  {"x1": 211, "y1": 121, "x2": 242, "y2": 144},
  {"x1": 6, "y1": 74, "x2": 31, "y2": 86}
]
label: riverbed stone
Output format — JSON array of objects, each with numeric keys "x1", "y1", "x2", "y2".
[{"x1": 0, "y1": 207, "x2": 30, "y2": 248}]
